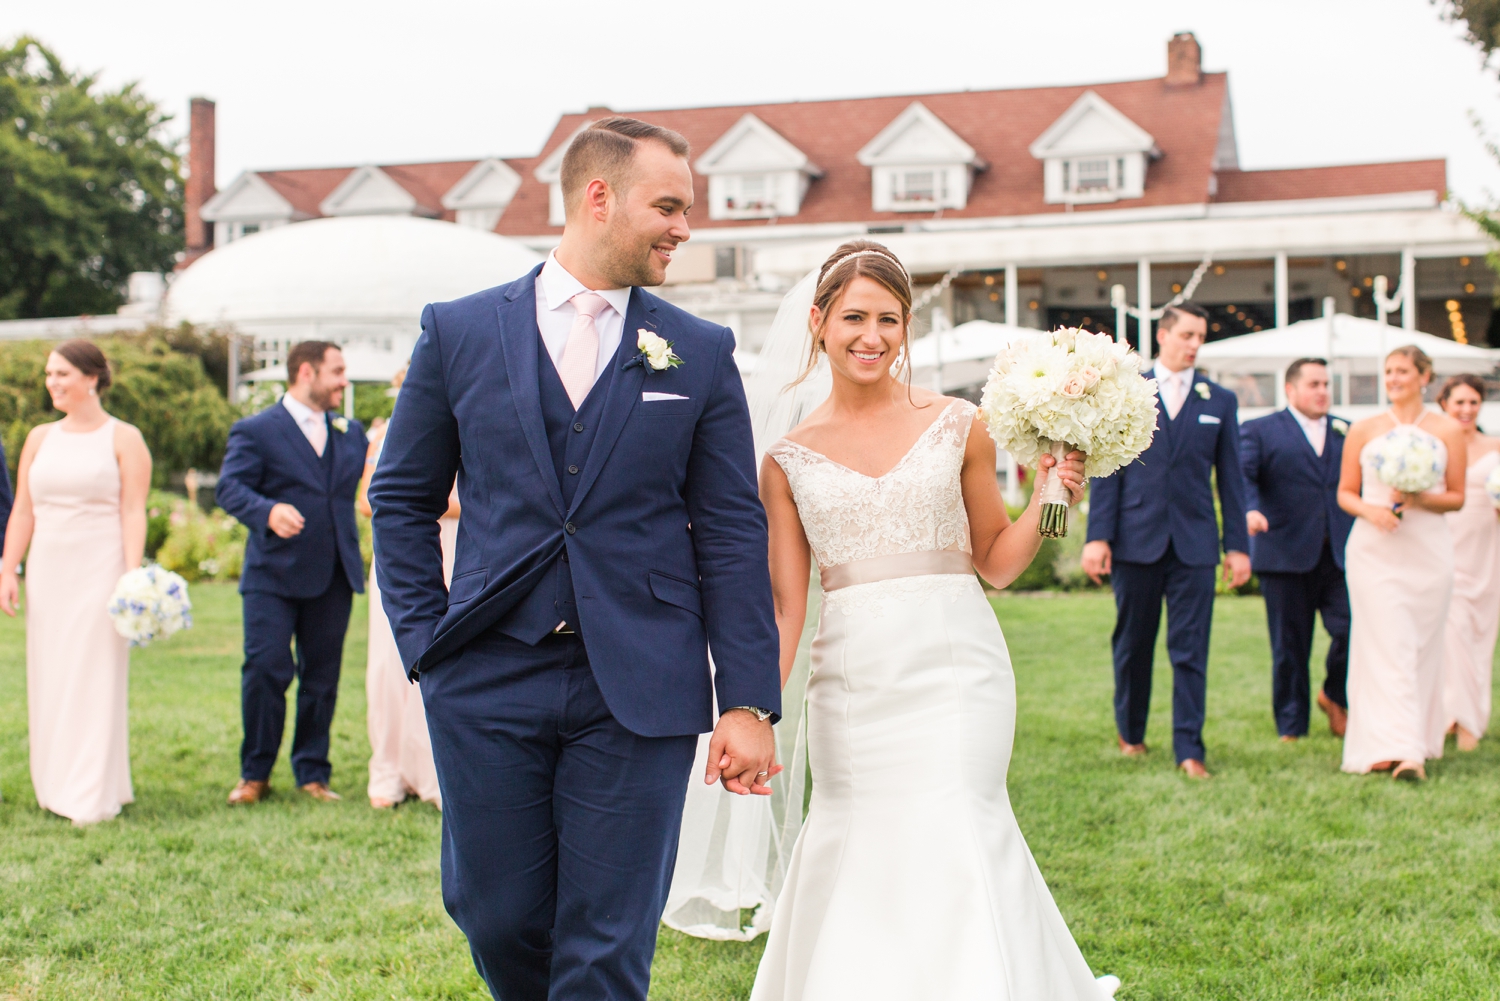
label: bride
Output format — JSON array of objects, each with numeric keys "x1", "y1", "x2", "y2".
[{"x1": 744, "y1": 241, "x2": 1117, "y2": 999}]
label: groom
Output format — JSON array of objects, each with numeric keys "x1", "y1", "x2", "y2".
[{"x1": 370, "y1": 117, "x2": 781, "y2": 1001}]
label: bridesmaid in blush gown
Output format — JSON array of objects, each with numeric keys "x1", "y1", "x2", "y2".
[
  {"x1": 1337, "y1": 346, "x2": 1466, "y2": 782},
  {"x1": 1436, "y1": 374, "x2": 1500, "y2": 751},
  {"x1": 0, "y1": 340, "x2": 152, "y2": 824},
  {"x1": 358, "y1": 398, "x2": 449, "y2": 810}
]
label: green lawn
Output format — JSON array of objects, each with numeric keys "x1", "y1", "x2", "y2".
[{"x1": 0, "y1": 585, "x2": 1496, "y2": 1000}]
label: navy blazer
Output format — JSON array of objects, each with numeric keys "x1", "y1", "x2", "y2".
[
  {"x1": 1087, "y1": 371, "x2": 1250, "y2": 567},
  {"x1": 0, "y1": 439, "x2": 13, "y2": 553},
  {"x1": 368, "y1": 266, "x2": 781, "y2": 739},
  {"x1": 216, "y1": 403, "x2": 367, "y2": 599},
  {"x1": 1239, "y1": 408, "x2": 1353, "y2": 573}
]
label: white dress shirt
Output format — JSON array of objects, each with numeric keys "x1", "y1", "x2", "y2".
[
  {"x1": 282, "y1": 392, "x2": 328, "y2": 457},
  {"x1": 536, "y1": 251, "x2": 632, "y2": 389},
  {"x1": 1289, "y1": 406, "x2": 1327, "y2": 457},
  {"x1": 1153, "y1": 361, "x2": 1193, "y2": 421}
]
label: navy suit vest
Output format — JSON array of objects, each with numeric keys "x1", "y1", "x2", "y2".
[{"x1": 494, "y1": 341, "x2": 617, "y2": 644}]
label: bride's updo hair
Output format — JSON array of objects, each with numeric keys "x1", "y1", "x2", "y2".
[
  {"x1": 1385, "y1": 344, "x2": 1433, "y2": 379},
  {"x1": 794, "y1": 240, "x2": 914, "y2": 386}
]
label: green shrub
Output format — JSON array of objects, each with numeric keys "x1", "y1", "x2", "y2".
[
  {"x1": 145, "y1": 490, "x2": 179, "y2": 560},
  {"x1": 155, "y1": 507, "x2": 247, "y2": 582}
]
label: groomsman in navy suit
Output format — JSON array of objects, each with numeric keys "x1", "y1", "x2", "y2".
[
  {"x1": 217, "y1": 341, "x2": 367, "y2": 805},
  {"x1": 1239, "y1": 358, "x2": 1353, "y2": 740},
  {"x1": 1083, "y1": 303, "x2": 1251, "y2": 778}
]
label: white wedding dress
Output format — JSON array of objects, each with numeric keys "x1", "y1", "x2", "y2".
[{"x1": 750, "y1": 399, "x2": 1114, "y2": 1001}]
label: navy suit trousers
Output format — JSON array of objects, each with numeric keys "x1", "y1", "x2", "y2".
[
  {"x1": 239, "y1": 576, "x2": 353, "y2": 785},
  {"x1": 420, "y1": 631, "x2": 697, "y2": 1001},
  {"x1": 1258, "y1": 541, "x2": 1350, "y2": 736},
  {"x1": 1111, "y1": 546, "x2": 1216, "y2": 763}
]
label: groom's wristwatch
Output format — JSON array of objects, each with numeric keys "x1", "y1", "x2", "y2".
[{"x1": 728, "y1": 706, "x2": 774, "y2": 722}]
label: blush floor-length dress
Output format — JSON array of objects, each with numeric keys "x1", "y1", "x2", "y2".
[
  {"x1": 1342, "y1": 414, "x2": 1452, "y2": 773},
  {"x1": 26, "y1": 420, "x2": 132, "y2": 824},
  {"x1": 1441, "y1": 448, "x2": 1500, "y2": 738},
  {"x1": 751, "y1": 400, "x2": 1114, "y2": 1001},
  {"x1": 365, "y1": 436, "x2": 447, "y2": 808}
]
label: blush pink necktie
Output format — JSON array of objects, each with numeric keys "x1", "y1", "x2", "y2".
[{"x1": 558, "y1": 292, "x2": 608, "y2": 410}]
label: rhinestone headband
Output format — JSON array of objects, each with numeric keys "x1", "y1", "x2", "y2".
[{"x1": 819, "y1": 249, "x2": 910, "y2": 285}]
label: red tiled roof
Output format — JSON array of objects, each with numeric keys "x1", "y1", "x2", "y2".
[
  {"x1": 495, "y1": 74, "x2": 1232, "y2": 235},
  {"x1": 1213, "y1": 160, "x2": 1447, "y2": 203},
  {"x1": 256, "y1": 160, "x2": 481, "y2": 221}
]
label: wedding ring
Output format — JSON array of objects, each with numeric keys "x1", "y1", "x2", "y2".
[{"x1": 756, "y1": 771, "x2": 769, "y2": 776}]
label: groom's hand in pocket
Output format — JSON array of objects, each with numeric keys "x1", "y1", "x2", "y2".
[{"x1": 706, "y1": 709, "x2": 781, "y2": 796}]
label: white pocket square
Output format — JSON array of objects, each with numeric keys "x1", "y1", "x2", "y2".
[
  {"x1": 643, "y1": 392, "x2": 689, "y2": 402},
  {"x1": 1198, "y1": 414, "x2": 1221, "y2": 425}
]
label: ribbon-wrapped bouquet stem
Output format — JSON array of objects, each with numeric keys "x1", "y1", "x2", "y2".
[{"x1": 979, "y1": 327, "x2": 1160, "y2": 538}]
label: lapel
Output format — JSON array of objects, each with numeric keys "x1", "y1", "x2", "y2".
[
  {"x1": 1279, "y1": 408, "x2": 1323, "y2": 470},
  {"x1": 568, "y1": 288, "x2": 653, "y2": 516},
  {"x1": 270, "y1": 402, "x2": 328, "y2": 489},
  {"x1": 497, "y1": 267, "x2": 567, "y2": 519}
]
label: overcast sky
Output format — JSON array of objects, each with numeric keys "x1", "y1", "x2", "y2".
[{"x1": 8, "y1": 0, "x2": 1500, "y2": 202}]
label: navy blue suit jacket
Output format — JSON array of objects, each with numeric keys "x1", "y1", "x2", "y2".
[
  {"x1": 1087, "y1": 371, "x2": 1250, "y2": 567},
  {"x1": 216, "y1": 403, "x2": 367, "y2": 599},
  {"x1": 1239, "y1": 408, "x2": 1353, "y2": 573},
  {"x1": 368, "y1": 266, "x2": 781, "y2": 738},
  {"x1": 0, "y1": 439, "x2": 13, "y2": 553}
]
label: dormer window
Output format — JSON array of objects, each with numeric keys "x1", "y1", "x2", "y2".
[
  {"x1": 698, "y1": 114, "x2": 821, "y2": 221},
  {"x1": 856, "y1": 102, "x2": 984, "y2": 214},
  {"x1": 534, "y1": 120, "x2": 594, "y2": 228},
  {"x1": 1030, "y1": 91, "x2": 1158, "y2": 206},
  {"x1": 442, "y1": 158, "x2": 523, "y2": 231}
]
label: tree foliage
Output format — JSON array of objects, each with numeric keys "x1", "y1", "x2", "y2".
[
  {"x1": 1437, "y1": 0, "x2": 1500, "y2": 63},
  {"x1": 0, "y1": 328, "x2": 238, "y2": 485},
  {"x1": 0, "y1": 37, "x2": 183, "y2": 320}
]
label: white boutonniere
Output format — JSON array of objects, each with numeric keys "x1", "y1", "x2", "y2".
[
  {"x1": 331, "y1": 416, "x2": 349, "y2": 433},
  {"x1": 1331, "y1": 418, "x2": 1349, "y2": 436},
  {"x1": 1194, "y1": 382, "x2": 1212, "y2": 401},
  {"x1": 637, "y1": 328, "x2": 683, "y2": 371}
]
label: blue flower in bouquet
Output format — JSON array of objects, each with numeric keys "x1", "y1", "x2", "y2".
[{"x1": 107, "y1": 564, "x2": 194, "y2": 647}]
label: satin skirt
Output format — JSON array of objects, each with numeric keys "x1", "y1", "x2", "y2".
[
  {"x1": 1343, "y1": 509, "x2": 1452, "y2": 772},
  {"x1": 751, "y1": 574, "x2": 1104, "y2": 1000}
]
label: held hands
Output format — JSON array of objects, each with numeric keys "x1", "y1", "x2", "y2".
[
  {"x1": 0, "y1": 569, "x2": 19, "y2": 618},
  {"x1": 1036, "y1": 449, "x2": 1087, "y2": 505},
  {"x1": 268, "y1": 503, "x2": 306, "y2": 539},
  {"x1": 1364, "y1": 502, "x2": 1402, "y2": 533},
  {"x1": 1246, "y1": 511, "x2": 1269, "y2": 536},
  {"x1": 705, "y1": 708, "x2": 781, "y2": 796},
  {"x1": 1223, "y1": 551, "x2": 1252, "y2": 589}
]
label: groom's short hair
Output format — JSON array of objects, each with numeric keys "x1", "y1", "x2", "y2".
[{"x1": 560, "y1": 117, "x2": 690, "y2": 216}]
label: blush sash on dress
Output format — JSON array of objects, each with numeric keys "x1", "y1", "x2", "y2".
[{"x1": 819, "y1": 550, "x2": 972, "y2": 591}]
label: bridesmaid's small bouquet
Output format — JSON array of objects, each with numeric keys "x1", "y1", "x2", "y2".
[
  {"x1": 1486, "y1": 463, "x2": 1500, "y2": 510},
  {"x1": 1368, "y1": 428, "x2": 1446, "y2": 517},
  {"x1": 980, "y1": 327, "x2": 1159, "y2": 538},
  {"x1": 107, "y1": 565, "x2": 193, "y2": 647}
]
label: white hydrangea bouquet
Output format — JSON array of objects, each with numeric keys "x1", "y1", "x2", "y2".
[
  {"x1": 107, "y1": 564, "x2": 193, "y2": 647},
  {"x1": 980, "y1": 327, "x2": 1160, "y2": 538},
  {"x1": 1487, "y1": 462, "x2": 1500, "y2": 510},
  {"x1": 1367, "y1": 427, "x2": 1446, "y2": 516}
]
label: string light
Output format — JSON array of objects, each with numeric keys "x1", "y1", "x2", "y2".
[
  {"x1": 1460, "y1": 257, "x2": 1471, "y2": 266},
  {"x1": 1448, "y1": 299, "x2": 1468, "y2": 344},
  {"x1": 1335, "y1": 260, "x2": 1347, "y2": 271},
  {"x1": 984, "y1": 275, "x2": 995, "y2": 285},
  {"x1": 1171, "y1": 283, "x2": 1183, "y2": 293},
  {"x1": 1213, "y1": 265, "x2": 1226, "y2": 275},
  {"x1": 1096, "y1": 270, "x2": 1108, "y2": 281},
  {"x1": 1465, "y1": 283, "x2": 1476, "y2": 294}
]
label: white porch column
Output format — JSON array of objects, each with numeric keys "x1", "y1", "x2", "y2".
[
  {"x1": 345, "y1": 381, "x2": 355, "y2": 419},
  {"x1": 1004, "y1": 264, "x2": 1018, "y2": 327},
  {"x1": 1274, "y1": 251, "x2": 1288, "y2": 329},
  {"x1": 1401, "y1": 247, "x2": 1416, "y2": 330},
  {"x1": 1137, "y1": 259, "x2": 1152, "y2": 361}
]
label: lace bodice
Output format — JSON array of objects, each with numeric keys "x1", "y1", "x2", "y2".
[{"x1": 769, "y1": 399, "x2": 975, "y2": 572}]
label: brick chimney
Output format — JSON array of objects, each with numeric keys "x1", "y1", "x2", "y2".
[
  {"x1": 182, "y1": 97, "x2": 216, "y2": 267},
  {"x1": 1165, "y1": 32, "x2": 1202, "y2": 87}
]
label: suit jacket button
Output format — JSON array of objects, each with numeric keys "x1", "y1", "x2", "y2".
[
  {"x1": 573, "y1": 422, "x2": 585, "y2": 432},
  {"x1": 568, "y1": 464, "x2": 579, "y2": 475},
  {"x1": 565, "y1": 522, "x2": 576, "y2": 534}
]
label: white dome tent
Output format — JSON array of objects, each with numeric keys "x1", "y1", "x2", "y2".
[
  {"x1": 167, "y1": 215, "x2": 542, "y2": 411},
  {"x1": 1196, "y1": 312, "x2": 1500, "y2": 422},
  {"x1": 906, "y1": 319, "x2": 1037, "y2": 394}
]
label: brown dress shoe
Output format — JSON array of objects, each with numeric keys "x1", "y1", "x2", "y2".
[
  {"x1": 1279, "y1": 735, "x2": 1299, "y2": 743},
  {"x1": 1316, "y1": 691, "x2": 1348, "y2": 737},
  {"x1": 300, "y1": 782, "x2": 342, "y2": 802},
  {"x1": 228, "y1": 779, "x2": 269, "y2": 805},
  {"x1": 1179, "y1": 759, "x2": 1212, "y2": 779},
  {"x1": 1117, "y1": 736, "x2": 1148, "y2": 757}
]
